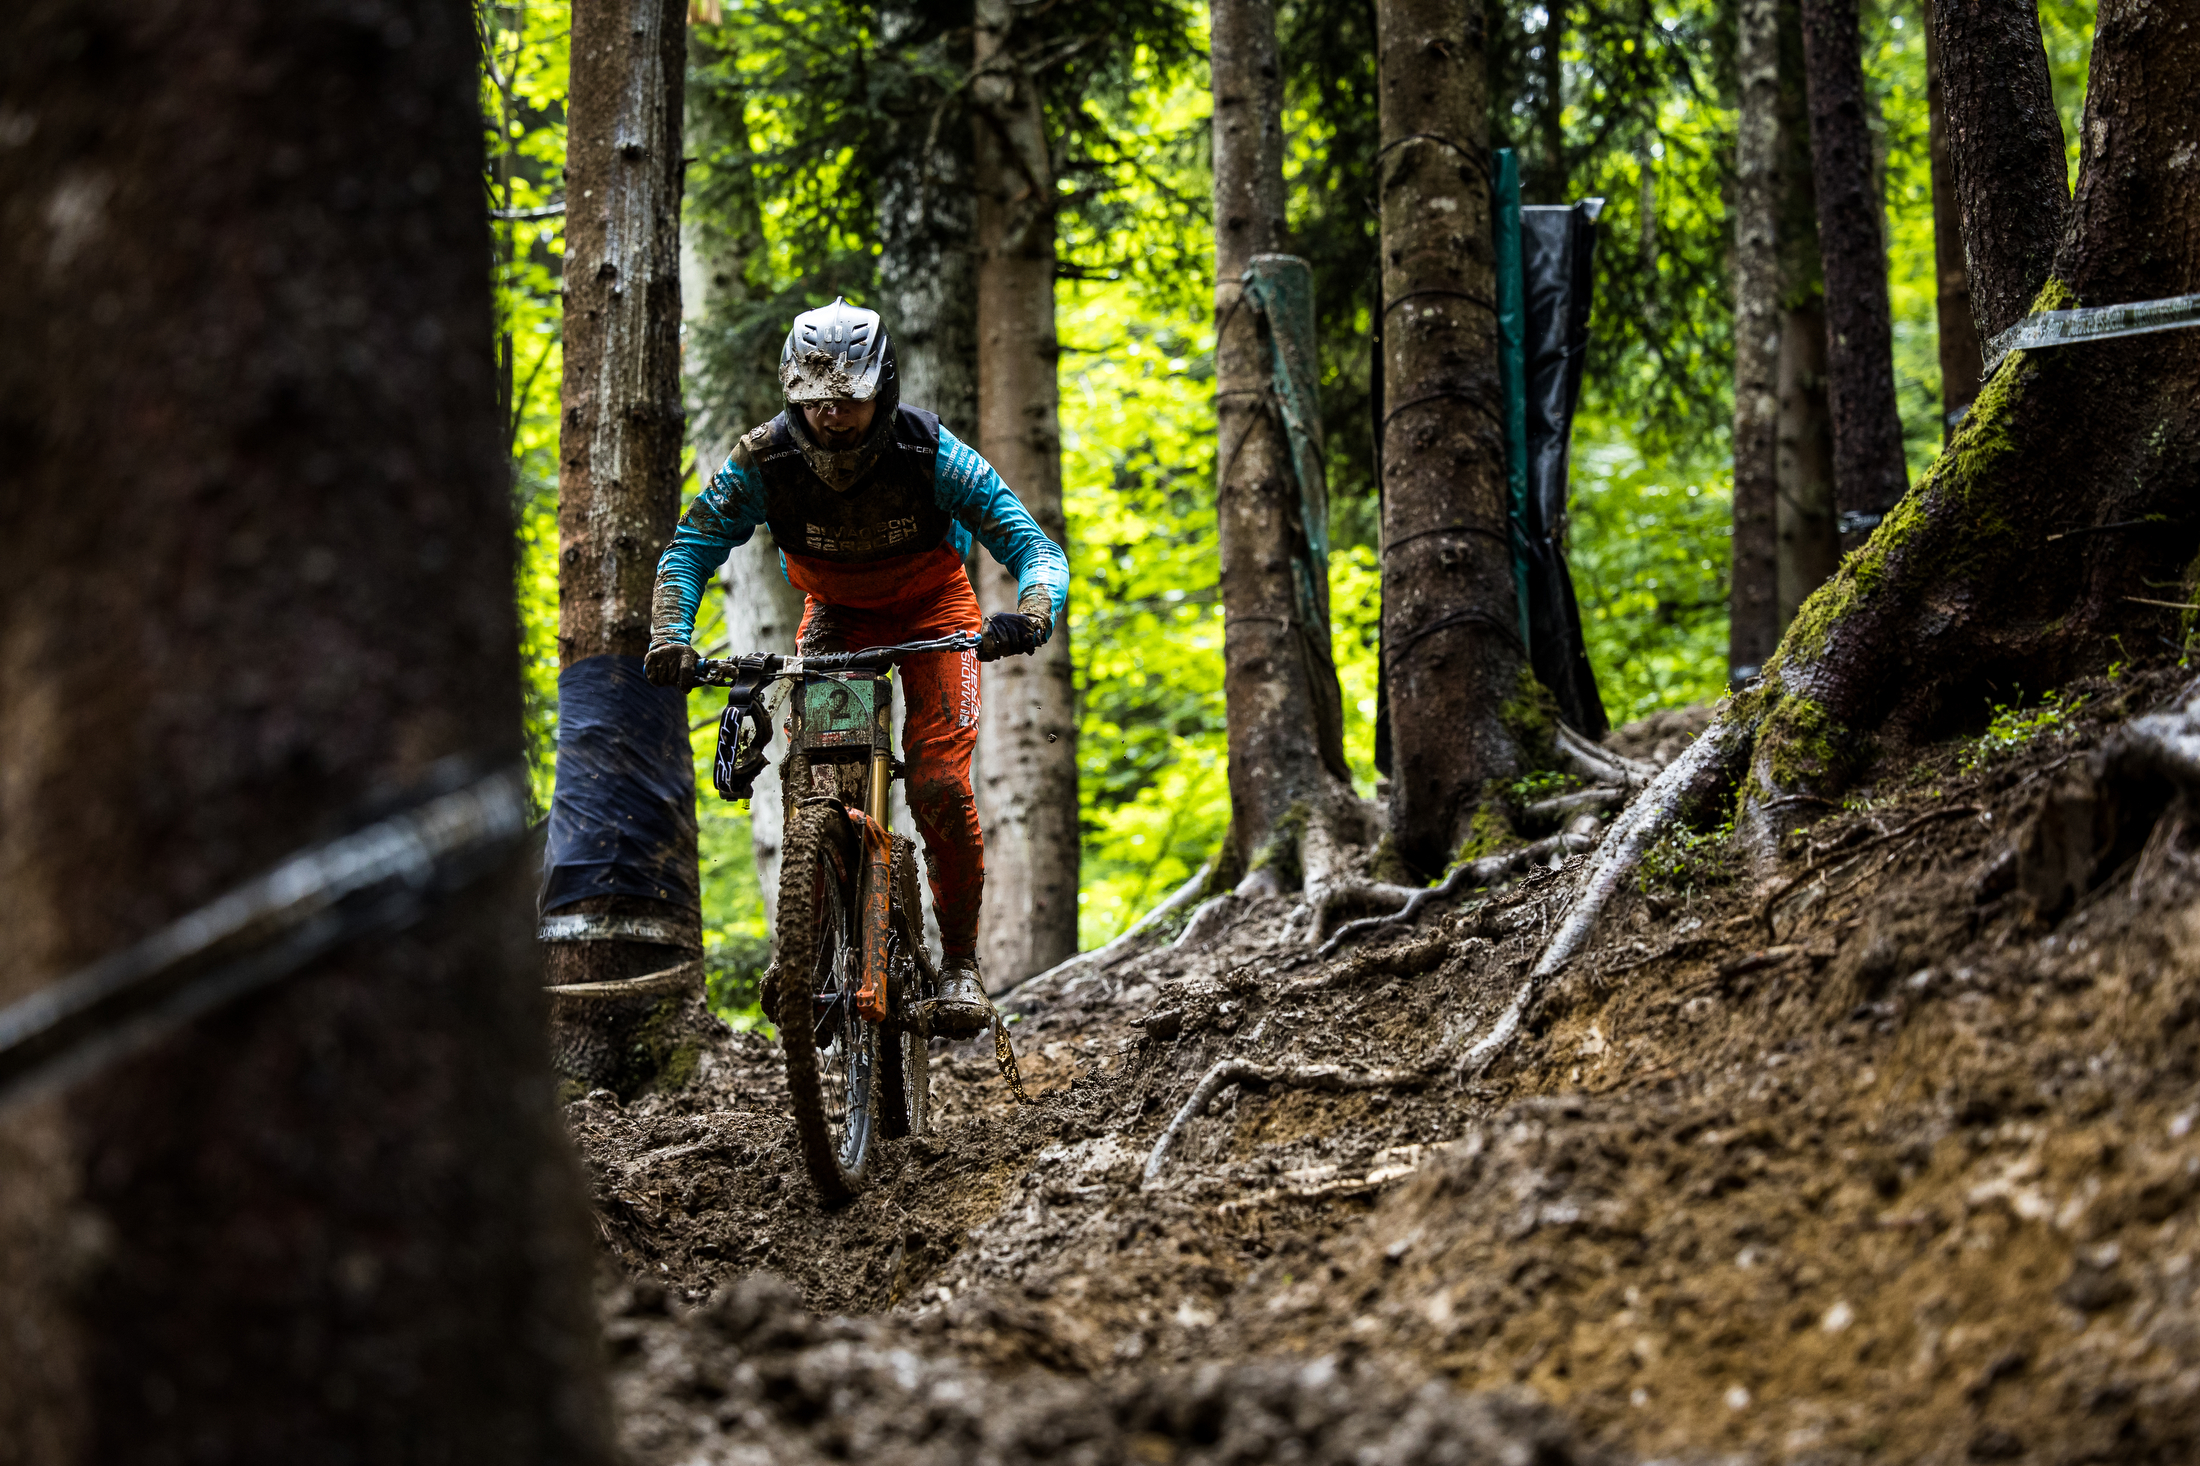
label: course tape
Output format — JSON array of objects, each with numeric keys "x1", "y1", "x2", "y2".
[
  {"x1": 0, "y1": 759, "x2": 531, "y2": 1112},
  {"x1": 1983, "y1": 292, "x2": 2200, "y2": 375}
]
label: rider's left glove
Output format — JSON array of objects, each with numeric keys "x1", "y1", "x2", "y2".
[{"x1": 644, "y1": 641, "x2": 698, "y2": 688}]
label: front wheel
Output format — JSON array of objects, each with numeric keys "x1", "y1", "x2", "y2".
[{"x1": 776, "y1": 801, "x2": 882, "y2": 1202}]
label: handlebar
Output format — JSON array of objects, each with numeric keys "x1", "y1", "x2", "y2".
[{"x1": 686, "y1": 630, "x2": 987, "y2": 689}]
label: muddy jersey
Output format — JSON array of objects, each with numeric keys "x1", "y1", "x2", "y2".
[
  {"x1": 649, "y1": 409, "x2": 1069, "y2": 649},
  {"x1": 748, "y1": 407, "x2": 954, "y2": 563}
]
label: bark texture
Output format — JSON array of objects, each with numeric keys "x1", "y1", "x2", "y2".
[
  {"x1": 974, "y1": 0, "x2": 1079, "y2": 983},
  {"x1": 551, "y1": 0, "x2": 698, "y2": 983},
  {"x1": 1775, "y1": 299, "x2": 1840, "y2": 628},
  {"x1": 1739, "y1": 0, "x2": 2200, "y2": 838},
  {"x1": 1775, "y1": 0, "x2": 1840, "y2": 626},
  {"x1": 1729, "y1": 0, "x2": 1783, "y2": 677},
  {"x1": 1377, "y1": 0, "x2": 1522, "y2": 876},
  {"x1": 1211, "y1": 0, "x2": 1357, "y2": 886},
  {"x1": 1928, "y1": 0, "x2": 2069, "y2": 340},
  {"x1": 877, "y1": 0, "x2": 979, "y2": 440},
  {"x1": 1922, "y1": 0, "x2": 1984, "y2": 434},
  {"x1": 0, "y1": 0, "x2": 611, "y2": 1457},
  {"x1": 1798, "y1": 0, "x2": 1908, "y2": 530}
]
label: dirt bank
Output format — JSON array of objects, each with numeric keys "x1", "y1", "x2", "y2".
[{"x1": 571, "y1": 662, "x2": 2200, "y2": 1464}]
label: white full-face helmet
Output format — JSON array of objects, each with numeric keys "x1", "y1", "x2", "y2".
[{"x1": 779, "y1": 297, "x2": 895, "y2": 405}]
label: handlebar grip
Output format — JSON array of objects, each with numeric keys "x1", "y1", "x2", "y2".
[{"x1": 975, "y1": 632, "x2": 1002, "y2": 663}]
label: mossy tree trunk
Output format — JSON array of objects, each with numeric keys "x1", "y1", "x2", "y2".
[
  {"x1": 1211, "y1": 0, "x2": 1363, "y2": 893},
  {"x1": 0, "y1": 0, "x2": 610, "y2": 1453},
  {"x1": 1725, "y1": 0, "x2": 2200, "y2": 851},
  {"x1": 1774, "y1": 0, "x2": 1840, "y2": 634},
  {"x1": 1376, "y1": 0, "x2": 1528, "y2": 878}
]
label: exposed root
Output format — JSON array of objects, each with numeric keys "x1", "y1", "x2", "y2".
[
  {"x1": 1522, "y1": 786, "x2": 1624, "y2": 825},
  {"x1": 1555, "y1": 720, "x2": 1656, "y2": 790},
  {"x1": 1313, "y1": 832, "x2": 1595, "y2": 958},
  {"x1": 1003, "y1": 861, "x2": 1215, "y2": 1002},
  {"x1": 1531, "y1": 712, "x2": 1753, "y2": 984},
  {"x1": 1141, "y1": 1060, "x2": 1426, "y2": 1187}
]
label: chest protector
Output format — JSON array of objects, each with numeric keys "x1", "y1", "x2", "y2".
[{"x1": 746, "y1": 406, "x2": 951, "y2": 565}]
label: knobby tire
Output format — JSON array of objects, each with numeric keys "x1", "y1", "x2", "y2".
[{"x1": 776, "y1": 801, "x2": 880, "y2": 1203}]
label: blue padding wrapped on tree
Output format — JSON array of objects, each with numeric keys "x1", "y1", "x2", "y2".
[{"x1": 540, "y1": 654, "x2": 700, "y2": 913}]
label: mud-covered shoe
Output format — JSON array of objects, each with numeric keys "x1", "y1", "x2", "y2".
[{"x1": 928, "y1": 960, "x2": 991, "y2": 1039}]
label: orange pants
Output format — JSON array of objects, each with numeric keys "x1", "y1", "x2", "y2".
[{"x1": 788, "y1": 546, "x2": 984, "y2": 959}]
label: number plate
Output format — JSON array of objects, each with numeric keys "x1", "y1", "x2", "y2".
[{"x1": 797, "y1": 674, "x2": 888, "y2": 751}]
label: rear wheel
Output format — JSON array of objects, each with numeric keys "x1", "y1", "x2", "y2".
[{"x1": 775, "y1": 801, "x2": 881, "y2": 1202}]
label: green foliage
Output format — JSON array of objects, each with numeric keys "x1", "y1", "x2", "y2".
[
  {"x1": 479, "y1": 0, "x2": 571, "y2": 810},
  {"x1": 1958, "y1": 688, "x2": 2085, "y2": 775},
  {"x1": 1510, "y1": 769, "x2": 1585, "y2": 803},
  {"x1": 1638, "y1": 820, "x2": 1734, "y2": 896},
  {"x1": 1567, "y1": 423, "x2": 1733, "y2": 723}
]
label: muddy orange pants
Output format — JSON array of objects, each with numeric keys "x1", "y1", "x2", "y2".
[{"x1": 788, "y1": 546, "x2": 983, "y2": 960}]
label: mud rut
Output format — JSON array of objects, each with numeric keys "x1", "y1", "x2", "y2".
[{"x1": 570, "y1": 668, "x2": 2200, "y2": 1465}]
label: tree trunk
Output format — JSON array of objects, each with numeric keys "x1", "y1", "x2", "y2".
[
  {"x1": 1732, "y1": 0, "x2": 2200, "y2": 844},
  {"x1": 1775, "y1": 298, "x2": 1841, "y2": 628},
  {"x1": 1211, "y1": 0, "x2": 1360, "y2": 892},
  {"x1": 0, "y1": 0, "x2": 611, "y2": 1456},
  {"x1": 1928, "y1": 0, "x2": 2069, "y2": 340},
  {"x1": 973, "y1": 0, "x2": 1080, "y2": 983},
  {"x1": 1729, "y1": 0, "x2": 1783, "y2": 678},
  {"x1": 1922, "y1": 0, "x2": 1984, "y2": 436},
  {"x1": 1798, "y1": 0, "x2": 1908, "y2": 535},
  {"x1": 549, "y1": 0, "x2": 698, "y2": 985},
  {"x1": 1774, "y1": 0, "x2": 1841, "y2": 626},
  {"x1": 1378, "y1": 0, "x2": 1524, "y2": 877},
  {"x1": 877, "y1": 0, "x2": 980, "y2": 441}
]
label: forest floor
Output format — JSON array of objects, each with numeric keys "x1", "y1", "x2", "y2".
[{"x1": 568, "y1": 660, "x2": 2200, "y2": 1465}]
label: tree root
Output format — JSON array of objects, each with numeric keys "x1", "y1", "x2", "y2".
[
  {"x1": 1556, "y1": 721, "x2": 1657, "y2": 790},
  {"x1": 1141, "y1": 1060, "x2": 1425, "y2": 1187},
  {"x1": 1532, "y1": 714, "x2": 1752, "y2": 983},
  {"x1": 1313, "y1": 831, "x2": 1595, "y2": 957},
  {"x1": 998, "y1": 861, "x2": 1215, "y2": 1007}
]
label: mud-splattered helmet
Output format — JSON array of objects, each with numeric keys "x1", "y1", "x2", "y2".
[{"x1": 779, "y1": 297, "x2": 896, "y2": 404}]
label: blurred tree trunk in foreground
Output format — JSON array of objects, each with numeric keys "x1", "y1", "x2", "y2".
[
  {"x1": 1376, "y1": 0, "x2": 1525, "y2": 877},
  {"x1": 1798, "y1": 0, "x2": 1909, "y2": 540},
  {"x1": 548, "y1": 0, "x2": 698, "y2": 984},
  {"x1": 973, "y1": 0, "x2": 1080, "y2": 982},
  {"x1": 0, "y1": 0, "x2": 610, "y2": 1457}
]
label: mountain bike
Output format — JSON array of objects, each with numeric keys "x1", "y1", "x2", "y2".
[{"x1": 687, "y1": 630, "x2": 996, "y2": 1203}]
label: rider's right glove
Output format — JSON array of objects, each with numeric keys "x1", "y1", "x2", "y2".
[
  {"x1": 644, "y1": 641, "x2": 698, "y2": 688},
  {"x1": 983, "y1": 611, "x2": 1048, "y2": 659}
]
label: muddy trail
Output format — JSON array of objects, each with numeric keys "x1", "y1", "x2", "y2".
[{"x1": 570, "y1": 665, "x2": 2200, "y2": 1465}]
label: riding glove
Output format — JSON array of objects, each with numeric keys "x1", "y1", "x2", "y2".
[
  {"x1": 644, "y1": 641, "x2": 698, "y2": 688},
  {"x1": 984, "y1": 611, "x2": 1048, "y2": 658}
]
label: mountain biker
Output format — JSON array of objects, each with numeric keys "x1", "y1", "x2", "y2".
[{"x1": 646, "y1": 298, "x2": 1068, "y2": 1040}]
